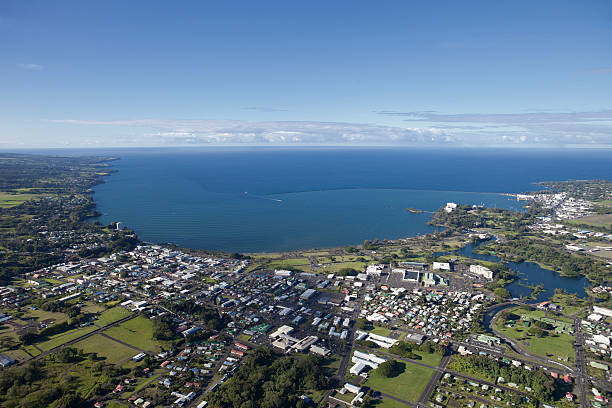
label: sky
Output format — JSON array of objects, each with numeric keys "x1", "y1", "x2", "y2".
[{"x1": 1, "y1": 0, "x2": 612, "y2": 148}]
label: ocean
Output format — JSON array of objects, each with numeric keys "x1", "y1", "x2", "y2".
[{"x1": 91, "y1": 147, "x2": 612, "y2": 253}]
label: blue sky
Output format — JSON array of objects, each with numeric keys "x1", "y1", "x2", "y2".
[{"x1": 1, "y1": 0, "x2": 612, "y2": 147}]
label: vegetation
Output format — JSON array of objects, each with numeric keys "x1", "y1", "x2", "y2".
[
  {"x1": 449, "y1": 355, "x2": 557, "y2": 402},
  {"x1": 376, "y1": 359, "x2": 403, "y2": 378},
  {"x1": 0, "y1": 347, "x2": 130, "y2": 408},
  {"x1": 365, "y1": 360, "x2": 434, "y2": 403},
  {"x1": 486, "y1": 237, "x2": 607, "y2": 281},
  {"x1": 207, "y1": 347, "x2": 329, "y2": 408}
]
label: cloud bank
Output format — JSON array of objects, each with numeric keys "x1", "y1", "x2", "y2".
[
  {"x1": 375, "y1": 109, "x2": 612, "y2": 146},
  {"x1": 45, "y1": 109, "x2": 612, "y2": 147},
  {"x1": 47, "y1": 119, "x2": 452, "y2": 146}
]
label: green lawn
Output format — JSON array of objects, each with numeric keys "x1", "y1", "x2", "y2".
[
  {"x1": 37, "y1": 326, "x2": 98, "y2": 351},
  {"x1": 369, "y1": 326, "x2": 393, "y2": 337},
  {"x1": 496, "y1": 317, "x2": 575, "y2": 362},
  {"x1": 320, "y1": 261, "x2": 367, "y2": 272},
  {"x1": 375, "y1": 398, "x2": 411, "y2": 408},
  {"x1": 267, "y1": 258, "x2": 312, "y2": 270},
  {"x1": 23, "y1": 345, "x2": 41, "y2": 357},
  {"x1": 518, "y1": 308, "x2": 573, "y2": 323},
  {"x1": 411, "y1": 350, "x2": 443, "y2": 367},
  {"x1": 104, "y1": 401, "x2": 129, "y2": 408},
  {"x1": 365, "y1": 361, "x2": 435, "y2": 403},
  {"x1": 75, "y1": 334, "x2": 138, "y2": 364},
  {"x1": 104, "y1": 316, "x2": 160, "y2": 352},
  {"x1": 94, "y1": 307, "x2": 133, "y2": 326}
]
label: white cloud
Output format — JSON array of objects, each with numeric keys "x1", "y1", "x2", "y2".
[
  {"x1": 18, "y1": 63, "x2": 43, "y2": 71},
  {"x1": 46, "y1": 119, "x2": 452, "y2": 146},
  {"x1": 44, "y1": 110, "x2": 612, "y2": 147},
  {"x1": 375, "y1": 109, "x2": 612, "y2": 146}
]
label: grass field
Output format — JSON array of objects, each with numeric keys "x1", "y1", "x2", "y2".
[
  {"x1": 411, "y1": 350, "x2": 443, "y2": 367},
  {"x1": 369, "y1": 326, "x2": 394, "y2": 337},
  {"x1": 550, "y1": 292, "x2": 588, "y2": 316},
  {"x1": 75, "y1": 334, "x2": 138, "y2": 364},
  {"x1": 82, "y1": 302, "x2": 107, "y2": 314},
  {"x1": 375, "y1": 398, "x2": 411, "y2": 408},
  {"x1": 568, "y1": 214, "x2": 612, "y2": 228},
  {"x1": 495, "y1": 315, "x2": 575, "y2": 362},
  {"x1": 23, "y1": 345, "x2": 41, "y2": 357},
  {"x1": 518, "y1": 308, "x2": 573, "y2": 323},
  {"x1": 94, "y1": 307, "x2": 133, "y2": 326},
  {"x1": 2, "y1": 348, "x2": 31, "y2": 362},
  {"x1": 104, "y1": 316, "x2": 160, "y2": 352},
  {"x1": 37, "y1": 325, "x2": 98, "y2": 351},
  {"x1": 365, "y1": 360, "x2": 434, "y2": 403},
  {"x1": 23, "y1": 308, "x2": 69, "y2": 325},
  {"x1": 319, "y1": 261, "x2": 367, "y2": 272},
  {"x1": 267, "y1": 258, "x2": 312, "y2": 270},
  {"x1": 0, "y1": 192, "x2": 42, "y2": 208}
]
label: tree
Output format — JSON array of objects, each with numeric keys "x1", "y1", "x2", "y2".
[
  {"x1": 376, "y1": 360, "x2": 403, "y2": 378},
  {"x1": 493, "y1": 287, "x2": 511, "y2": 299}
]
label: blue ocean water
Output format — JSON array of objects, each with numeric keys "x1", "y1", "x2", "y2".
[{"x1": 91, "y1": 147, "x2": 612, "y2": 252}]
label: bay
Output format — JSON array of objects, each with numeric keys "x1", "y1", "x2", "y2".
[{"x1": 91, "y1": 147, "x2": 612, "y2": 253}]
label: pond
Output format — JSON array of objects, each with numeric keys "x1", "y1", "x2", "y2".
[{"x1": 450, "y1": 240, "x2": 588, "y2": 301}]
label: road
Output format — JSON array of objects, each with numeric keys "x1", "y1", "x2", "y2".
[
  {"x1": 573, "y1": 318, "x2": 588, "y2": 408},
  {"x1": 418, "y1": 353, "x2": 451, "y2": 407}
]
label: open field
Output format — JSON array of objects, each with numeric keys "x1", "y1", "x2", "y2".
[
  {"x1": 37, "y1": 325, "x2": 98, "y2": 351},
  {"x1": 82, "y1": 302, "x2": 107, "y2": 314},
  {"x1": 22, "y1": 308, "x2": 69, "y2": 325},
  {"x1": 94, "y1": 307, "x2": 133, "y2": 326},
  {"x1": 568, "y1": 214, "x2": 612, "y2": 228},
  {"x1": 368, "y1": 326, "x2": 394, "y2": 337},
  {"x1": 319, "y1": 261, "x2": 367, "y2": 272},
  {"x1": 364, "y1": 360, "x2": 434, "y2": 403},
  {"x1": 0, "y1": 192, "x2": 42, "y2": 208},
  {"x1": 1, "y1": 348, "x2": 31, "y2": 362},
  {"x1": 495, "y1": 317, "x2": 575, "y2": 362},
  {"x1": 375, "y1": 398, "x2": 411, "y2": 408},
  {"x1": 411, "y1": 350, "x2": 443, "y2": 367},
  {"x1": 104, "y1": 316, "x2": 161, "y2": 352},
  {"x1": 75, "y1": 334, "x2": 138, "y2": 364}
]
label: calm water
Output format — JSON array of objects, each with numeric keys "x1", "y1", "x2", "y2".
[
  {"x1": 90, "y1": 147, "x2": 612, "y2": 253},
  {"x1": 456, "y1": 241, "x2": 588, "y2": 300}
]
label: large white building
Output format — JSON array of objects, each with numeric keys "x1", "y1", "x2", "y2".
[
  {"x1": 366, "y1": 264, "x2": 384, "y2": 276},
  {"x1": 349, "y1": 350, "x2": 387, "y2": 375},
  {"x1": 593, "y1": 306, "x2": 612, "y2": 318},
  {"x1": 433, "y1": 262, "x2": 451, "y2": 271},
  {"x1": 469, "y1": 264, "x2": 494, "y2": 280}
]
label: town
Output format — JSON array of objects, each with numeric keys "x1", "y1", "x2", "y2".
[{"x1": 0, "y1": 155, "x2": 611, "y2": 408}]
